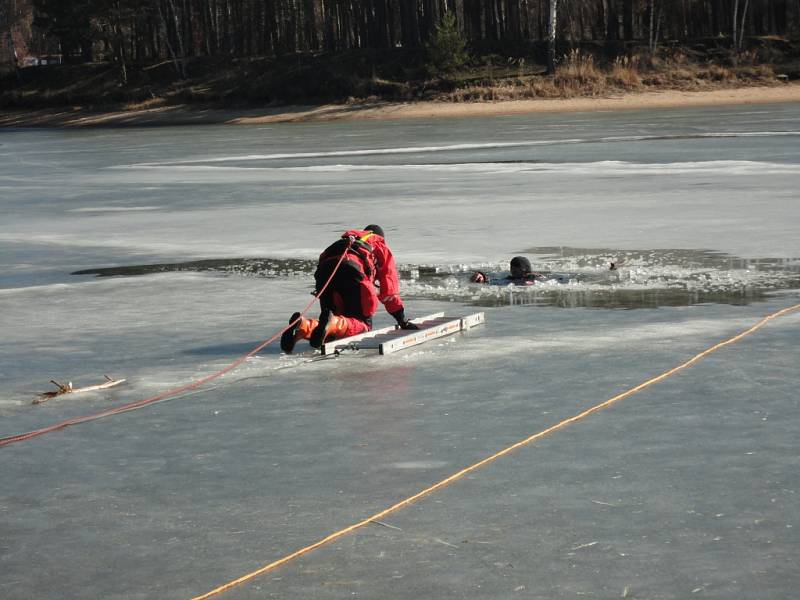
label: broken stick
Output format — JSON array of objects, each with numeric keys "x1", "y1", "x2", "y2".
[{"x1": 34, "y1": 375, "x2": 126, "y2": 404}]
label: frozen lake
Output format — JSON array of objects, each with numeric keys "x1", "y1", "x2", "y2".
[{"x1": 1, "y1": 103, "x2": 799, "y2": 599}]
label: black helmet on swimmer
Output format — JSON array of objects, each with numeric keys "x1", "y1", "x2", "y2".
[{"x1": 510, "y1": 256, "x2": 532, "y2": 277}]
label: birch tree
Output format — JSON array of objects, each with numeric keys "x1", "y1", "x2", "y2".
[{"x1": 732, "y1": 0, "x2": 750, "y2": 51}]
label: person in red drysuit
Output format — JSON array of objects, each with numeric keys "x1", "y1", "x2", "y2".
[{"x1": 281, "y1": 224, "x2": 418, "y2": 353}]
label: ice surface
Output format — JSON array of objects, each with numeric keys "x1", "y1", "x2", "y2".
[{"x1": 1, "y1": 103, "x2": 799, "y2": 599}]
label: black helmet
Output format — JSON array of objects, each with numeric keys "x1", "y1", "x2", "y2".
[
  {"x1": 509, "y1": 256, "x2": 532, "y2": 277},
  {"x1": 364, "y1": 224, "x2": 385, "y2": 238}
]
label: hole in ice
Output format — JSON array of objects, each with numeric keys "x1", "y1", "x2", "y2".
[{"x1": 71, "y1": 248, "x2": 800, "y2": 309}]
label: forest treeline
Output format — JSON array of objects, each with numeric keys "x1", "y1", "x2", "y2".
[
  {"x1": 5, "y1": 0, "x2": 798, "y2": 69},
  {"x1": 1, "y1": 0, "x2": 798, "y2": 110}
]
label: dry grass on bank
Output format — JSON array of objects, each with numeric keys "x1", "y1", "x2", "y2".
[{"x1": 439, "y1": 49, "x2": 780, "y2": 103}]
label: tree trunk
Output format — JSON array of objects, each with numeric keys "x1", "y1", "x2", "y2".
[
  {"x1": 738, "y1": 0, "x2": 750, "y2": 48},
  {"x1": 302, "y1": 0, "x2": 317, "y2": 50},
  {"x1": 773, "y1": 0, "x2": 787, "y2": 34},
  {"x1": 623, "y1": 0, "x2": 633, "y2": 39},
  {"x1": 422, "y1": 0, "x2": 440, "y2": 41},
  {"x1": 521, "y1": 0, "x2": 531, "y2": 38},
  {"x1": 400, "y1": 0, "x2": 421, "y2": 48},
  {"x1": 373, "y1": 0, "x2": 390, "y2": 48},
  {"x1": 656, "y1": 1, "x2": 663, "y2": 48},
  {"x1": 484, "y1": 0, "x2": 499, "y2": 39},
  {"x1": 321, "y1": 0, "x2": 336, "y2": 51},
  {"x1": 113, "y1": 2, "x2": 128, "y2": 83},
  {"x1": 606, "y1": 0, "x2": 618, "y2": 41},
  {"x1": 712, "y1": 0, "x2": 724, "y2": 35},
  {"x1": 206, "y1": 0, "x2": 218, "y2": 55},
  {"x1": 158, "y1": 0, "x2": 186, "y2": 77},
  {"x1": 469, "y1": 0, "x2": 485, "y2": 39},
  {"x1": 547, "y1": 0, "x2": 557, "y2": 74},
  {"x1": 538, "y1": 0, "x2": 545, "y2": 39},
  {"x1": 796, "y1": 0, "x2": 800, "y2": 35},
  {"x1": 506, "y1": 0, "x2": 521, "y2": 39}
]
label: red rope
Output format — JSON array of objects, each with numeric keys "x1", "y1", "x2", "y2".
[{"x1": 0, "y1": 242, "x2": 354, "y2": 448}]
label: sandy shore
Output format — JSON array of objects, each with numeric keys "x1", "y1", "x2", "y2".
[{"x1": 3, "y1": 83, "x2": 800, "y2": 127}]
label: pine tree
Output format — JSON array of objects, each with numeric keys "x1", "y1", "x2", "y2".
[{"x1": 425, "y1": 12, "x2": 468, "y2": 75}]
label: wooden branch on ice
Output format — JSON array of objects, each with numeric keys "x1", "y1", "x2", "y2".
[{"x1": 34, "y1": 376, "x2": 126, "y2": 404}]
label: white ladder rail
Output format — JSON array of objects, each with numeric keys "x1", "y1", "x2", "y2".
[{"x1": 319, "y1": 312, "x2": 485, "y2": 356}]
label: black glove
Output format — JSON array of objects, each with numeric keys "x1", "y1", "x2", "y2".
[{"x1": 391, "y1": 309, "x2": 420, "y2": 330}]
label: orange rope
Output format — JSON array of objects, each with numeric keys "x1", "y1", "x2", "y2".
[
  {"x1": 0, "y1": 242, "x2": 354, "y2": 448},
  {"x1": 192, "y1": 302, "x2": 800, "y2": 600}
]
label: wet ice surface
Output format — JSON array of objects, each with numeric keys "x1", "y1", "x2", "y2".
[{"x1": 1, "y1": 104, "x2": 800, "y2": 599}]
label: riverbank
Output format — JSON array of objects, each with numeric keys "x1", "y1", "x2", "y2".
[{"x1": 2, "y1": 83, "x2": 800, "y2": 127}]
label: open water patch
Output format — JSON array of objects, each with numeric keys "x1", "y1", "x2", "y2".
[
  {"x1": 405, "y1": 247, "x2": 800, "y2": 309},
  {"x1": 72, "y1": 257, "x2": 317, "y2": 279},
  {"x1": 71, "y1": 248, "x2": 800, "y2": 309}
]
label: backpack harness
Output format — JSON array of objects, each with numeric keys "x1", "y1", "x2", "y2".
[{"x1": 318, "y1": 232, "x2": 380, "y2": 281}]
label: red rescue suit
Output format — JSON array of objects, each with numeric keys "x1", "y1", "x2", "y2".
[{"x1": 314, "y1": 230, "x2": 405, "y2": 337}]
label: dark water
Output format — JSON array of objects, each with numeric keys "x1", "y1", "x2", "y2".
[{"x1": 71, "y1": 247, "x2": 800, "y2": 309}]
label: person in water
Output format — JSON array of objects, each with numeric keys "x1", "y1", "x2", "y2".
[
  {"x1": 470, "y1": 256, "x2": 541, "y2": 286},
  {"x1": 281, "y1": 224, "x2": 419, "y2": 353}
]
